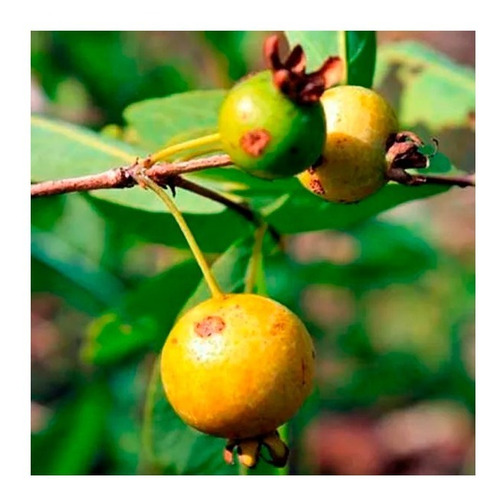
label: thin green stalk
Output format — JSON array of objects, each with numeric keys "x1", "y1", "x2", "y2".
[
  {"x1": 244, "y1": 224, "x2": 267, "y2": 294},
  {"x1": 137, "y1": 172, "x2": 224, "y2": 299},
  {"x1": 238, "y1": 461, "x2": 249, "y2": 475},
  {"x1": 147, "y1": 133, "x2": 221, "y2": 166},
  {"x1": 277, "y1": 424, "x2": 289, "y2": 475}
]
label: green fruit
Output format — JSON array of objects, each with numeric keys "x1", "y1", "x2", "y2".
[
  {"x1": 218, "y1": 71, "x2": 327, "y2": 180},
  {"x1": 298, "y1": 85, "x2": 399, "y2": 203}
]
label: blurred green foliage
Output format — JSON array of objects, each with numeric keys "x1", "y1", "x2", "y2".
[{"x1": 31, "y1": 31, "x2": 475, "y2": 475}]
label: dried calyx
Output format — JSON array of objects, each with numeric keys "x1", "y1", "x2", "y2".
[
  {"x1": 224, "y1": 430, "x2": 290, "y2": 469},
  {"x1": 264, "y1": 35, "x2": 343, "y2": 104},
  {"x1": 385, "y1": 132, "x2": 439, "y2": 184}
]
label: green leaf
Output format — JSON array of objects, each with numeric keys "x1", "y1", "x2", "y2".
[
  {"x1": 82, "y1": 259, "x2": 201, "y2": 366},
  {"x1": 330, "y1": 352, "x2": 432, "y2": 411},
  {"x1": 31, "y1": 226, "x2": 124, "y2": 308},
  {"x1": 296, "y1": 220, "x2": 438, "y2": 292},
  {"x1": 31, "y1": 380, "x2": 109, "y2": 475},
  {"x1": 123, "y1": 90, "x2": 226, "y2": 150},
  {"x1": 31, "y1": 194, "x2": 130, "y2": 314},
  {"x1": 285, "y1": 31, "x2": 377, "y2": 87},
  {"x1": 31, "y1": 115, "x2": 223, "y2": 215},
  {"x1": 144, "y1": 361, "x2": 236, "y2": 475},
  {"x1": 31, "y1": 115, "x2": 140, "y2": 178},
  {"x1": 285, "y1": 31, "x2": 340, "y2": 71},
  {"x1": 44, "y1": 32, "x2": 196, "y2": 125},
  {"x1": 203, "y1": 31, "x2": 250, "y2": 81},
  {"x1": 88, "y1": 195, "x2": 253, "y2": 253},
  {"x1": 375, "y1": 41, "x2": 475, "y2": 130},
  {"x1": 182, "y1": 234, "x2": 255, "y2": 312},
  {"x1": 262, "y1": 177, "x2": 450, "y2": 235},
  {"x1": 342, "y1": 31, "x2": 377, "y2": 87},
  {"x1": 104, "y1": 362, "x2": 148, "y2": 474}
]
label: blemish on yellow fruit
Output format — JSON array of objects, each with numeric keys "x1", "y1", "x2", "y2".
[
  {"x1": 161, "y1": 293, "x2": 315, "y2": 440},
  {"x1": 194, "y1": 316, "x2": 226, "y2": 338},
  {"x1": 298, "y1": 85, "x2": 398, "y2": 203}
]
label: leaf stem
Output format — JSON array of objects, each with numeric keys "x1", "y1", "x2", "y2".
[
  {"x1": 136, "y1": 172, "x2": 224, "y2": 299},
  {"x1": 277, "y1": 424, "x2": 289, "y2": 475},
  {"x1": 146, "y1": 133, "x2": 222, "y2": 166},
  {"x1": 238, "y1": 461, "x2": 249, "y2": 475},
  {"x1": 244, "y1": 224, "x2": 267, "y2": 294}
]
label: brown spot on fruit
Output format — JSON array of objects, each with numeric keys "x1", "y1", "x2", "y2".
[
  {"x1": 272, "y1": 320, "x2": 286, "y2": 335},
  {"x1": 195, "y1": 316, "x2": 226, "y2": 338},
  {"x1": 310, "y1": 177, "x2": 326, "y2": 195},
  {"x1": 240, "y1": 129, "x2": 271, "y2": 157},
  {"x1": 301, "y1": 359, "x2": 306, "y2": 385},
  {"x1": 171, "y1": 338, "x2": 178, "y2": 345}
]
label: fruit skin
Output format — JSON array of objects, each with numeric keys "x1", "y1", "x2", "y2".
[
  {"x1": 161, "y1": 293, "x2": 315, "y2": 440},
  {"x1": 297, "y1": 85, "x2": 398, "y2": 203},
  {"x1": 218, "y1": 71, "x2": 327, "y2": 180}
]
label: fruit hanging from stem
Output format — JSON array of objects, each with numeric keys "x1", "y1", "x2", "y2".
[
  {"x1": 137, "y1": 171, "x2": 315, "y2": 469},
  {"x1": 218, "y1": 35, "x2": 343, "y2": 180},
  {"x1": 161, "y1": 292, "x2": 315, "y2": 468},
  {"x1": 297, "y1": 85, "x2": 431, "y2": 203}
]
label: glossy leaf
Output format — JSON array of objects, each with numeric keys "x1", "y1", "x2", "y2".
[
  {"x1": 285, "y1": 31, "x2": 377, "y2": 87},
  {"x1": 81, "y1": 259, "x2": 201, "y2": 366},
  {"x1": 343, "y1": 31, "x2": 377, "y2": 87},
  {"x1": 31, "y1": 193, "x2": 126, "y2": 311},
  {"x1": 181, "y1": 234, "x2": 255, "y2": 312},
  {"x1": 144, "y1": 361, "x2": 237, "y2": 475},
  {"x1": 285, "y1": 31, "x2": 340, "y2": 71},
  {"x1": 88, "y1": 195, "x2": 253, "y2": 253},
  {"x1": 375, "y1": 41, "x2": 475, "y2": 130},
  {"x1": 123, "y1": 90, "x2": 225, "y2": 150},
  {"x1": 261, "y1": 154, "x2": 453, "y2": 234},
  {"x1": 31, "y1": 115, "x2": 224, "y2": 215}
]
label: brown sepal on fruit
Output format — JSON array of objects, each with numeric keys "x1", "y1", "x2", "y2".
[
  {"x1": 385, "y1": 134, "x2": 475, "y2": 188},
  {"x1": 223, "y1": 430, "x2": 290, "y2": 469},
  {"x1": 264, "y1": 35, "x2": 343, "y2": 104},
  {"x1": 385, "y1": 132, "x2": 437, "y2": 184}
]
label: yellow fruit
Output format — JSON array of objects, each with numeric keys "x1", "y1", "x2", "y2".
[
  {"x1": 161, "y1": 293, "x2": 315, "y2": 440},
  {"x1": 298, "y1": 85, "x2": 398, "y2": 203}
]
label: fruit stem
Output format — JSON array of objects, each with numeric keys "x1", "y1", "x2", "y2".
[
  {"x1": 238, "y1": 460, "x2": 249, "y2": 475},
  {"x1": 244, "y1": 223, "x2": 267, "y2": 294},
  {"x1": 173, "y1": 146, "x2": 223, "y2": 163},
  {"x1": 276, "y1": 424, "x2": 290, "y2": 475},
  {"x1": 146, "y1": 133, "x2": 221, "y2": 167},
  {"x1": 137, "y1": 172, "x2": 224, "y2": 299}
]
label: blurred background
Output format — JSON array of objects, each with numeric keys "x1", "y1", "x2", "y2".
[{"x1": 31, "y1": 31, "x2": 475, "y2": 475}]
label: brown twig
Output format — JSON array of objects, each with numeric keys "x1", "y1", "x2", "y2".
[
  {"x1": 30, "y1": 154, "x2": 233, "y2": 198},
  {"x1": 30, "y1": 153, "x2": 282, "y2": 243},
  {"x1": 386, "y1": 169, "x2": 476, "y2": 188},
  {"x1": 174, "y1": 177, "x2": 282, "y2": 244}
]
